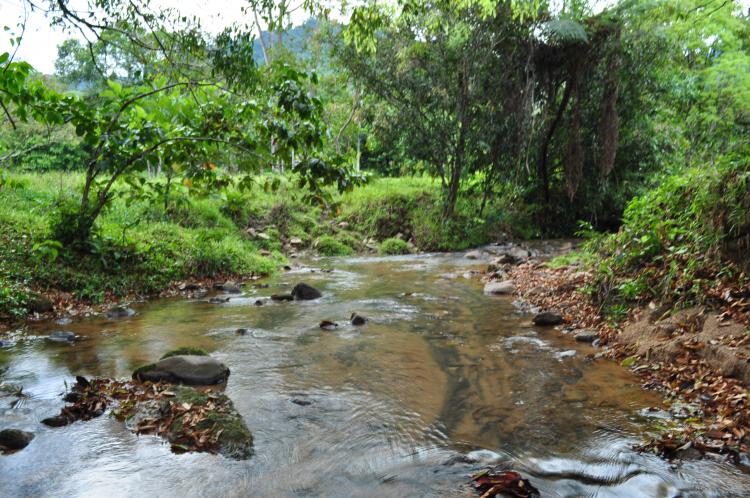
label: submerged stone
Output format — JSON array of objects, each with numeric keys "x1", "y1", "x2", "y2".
[
  {"x1": 350, "y1": 313, "x2": 367, "y2": 326},
  {"x1": 107, "y1": 306, "x2": 136, "y2": 319},
  {"x1": 133, "y1": 355, "x2": 229, "y2": 385},
  {"x1": 47, "y1": 331, "x2": 76, "y2": 343}
]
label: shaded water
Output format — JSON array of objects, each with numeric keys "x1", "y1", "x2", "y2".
[{"x1": 1, "y1": 251, "x2": 749, "y2": 497}]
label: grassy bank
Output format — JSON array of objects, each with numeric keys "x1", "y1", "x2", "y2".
[{"x1": 0, "y1": 172, "x2": 507, "y2": 320}]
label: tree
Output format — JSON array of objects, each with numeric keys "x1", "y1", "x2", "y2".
[{"x1": 2, "y1": 2, "x2": 359, "y2": 247}]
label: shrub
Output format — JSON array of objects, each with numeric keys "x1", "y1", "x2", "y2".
[
  {"x1": 588, "y1": 159, "x2": 750, "y2": 310},
  {"x1": 378, "y1": 237, "x2": 410, "y2": 255},
  {"x1": 316, "y1": 235, "x2": 353, "y2": 256}
]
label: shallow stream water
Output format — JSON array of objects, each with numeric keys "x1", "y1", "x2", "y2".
[{"x1": 1, "y1": 251, "x2": 749, "y2": 497}]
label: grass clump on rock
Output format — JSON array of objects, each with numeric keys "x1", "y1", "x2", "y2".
[
  {"x1": 160, "y1": 347, "x2": 208, "y2": 360},
  {"x1": 379, "y1": 237, "x2": 410, "y2": 255}
]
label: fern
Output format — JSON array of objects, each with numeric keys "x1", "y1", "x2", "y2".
[{"x1": 541, "y1": 18, "x2": 589, "y2": 44}]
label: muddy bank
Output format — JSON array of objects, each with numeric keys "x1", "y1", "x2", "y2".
[{"x1": 498, "y1": 259, "x2": 750, "y2": 464}]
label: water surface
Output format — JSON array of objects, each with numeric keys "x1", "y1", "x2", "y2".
[{"x1": 1, "y1": 252, "x2": 748, "y2": 497}]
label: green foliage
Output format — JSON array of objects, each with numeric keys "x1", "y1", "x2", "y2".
[
  {"x1": 315, "y1": 235, "x2": 354, "y2": 256},
  {"x1": 0, "y1": 276, "x2": 30, "y2": 319},
  {"x1": 378, "y1": 238, "x2": 409, "y2": 255},
  {"x1": 588, "y1": 159, "x2": 750, "y2": 308}
]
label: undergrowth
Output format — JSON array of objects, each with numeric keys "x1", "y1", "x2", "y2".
[{"x1": 584, "y1": 159, "x2": 750, "y2": 319}]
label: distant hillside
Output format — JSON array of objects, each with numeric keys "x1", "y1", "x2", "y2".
[{"x1": 253, "y1": 17, "x2": 325, "y2": 63}]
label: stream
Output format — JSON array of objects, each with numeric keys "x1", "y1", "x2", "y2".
[{"x1": 1, "y1": 250, "x2": 749, "y2": 497}]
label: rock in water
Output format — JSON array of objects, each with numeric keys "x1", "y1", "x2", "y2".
[
  {"x1": 220, "y1": 281, "x2": 242, "y2": 293},
  {"x1": 47, "y1": 331, "x2": 76, "y2": 343},
  {"x1": 291, "y1": 283, "x2": 322, "y2": 300},
  {"x1": 0, "y1": 429, "x2": 34, "y2": 452},
  {"x1": 319, "y1": 320, "x2": 338, "y2": 330},
  {"x1": 270, "y1": 294, "x2": 293, "y2": 302},
  {"x1": 107, "y1": 306, "x2": 136, "y2": 319},
  {"x1": 533, "y1": 311, "x2": 564, "y2": 326},
  {"x1": 208, "y1": 297, "x2": 230, "y2": 304},
  {"x1": 465, "y1": 250, "x2": 483, "y2": 260},
  {"x1": 483, "y1": 280, "x2": 516, "y2": 295},
  {"x1": 574, "y1": 330, "x2": 598, "y2": 343},
  {"x1": 133, "y1": 355, "x2": 230, "y2": 385},
  {"x1": 351, "y1": 313, "x2": 367, "y2": 326},
  {"x1": 41, "y1": 415, "x2": 71, "y2": 427}
]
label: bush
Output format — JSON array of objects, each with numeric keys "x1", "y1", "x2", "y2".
[
  {"x1": 316, "y1": 235, "x2": 354, "y2": 256},
  {"x1": 588, "y1": 158, "x2": 750, "y2": 310},
  {"x1": 378, "y1": 237, "x2": 410, "y2": 255}
]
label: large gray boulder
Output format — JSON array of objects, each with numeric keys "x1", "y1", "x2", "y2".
[
  {"x1": 291, "y1": 282, "x2": 322, "y2": 300},
  {"x1": 483, "y1": 280, "x2": 516, "y2": 295},
  {"x1": 133, "y1": 355, "x2": 230, "y2": 385}
]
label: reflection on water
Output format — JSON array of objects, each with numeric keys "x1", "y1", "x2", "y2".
[{"x1": 2, "y1": 251, "x2": 749, "y2": 497}]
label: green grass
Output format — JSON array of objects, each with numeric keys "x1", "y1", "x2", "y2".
[{"x1": 339, "y1": 176, "x2": 504, "y2": 251}]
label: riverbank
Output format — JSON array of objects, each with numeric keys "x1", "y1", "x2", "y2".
[{"x1": 498, "y1": 257, "x2": 750, "y2": 465}]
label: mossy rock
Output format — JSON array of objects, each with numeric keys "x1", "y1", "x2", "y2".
[
  {"x1": 160, "y1": 347, "x2": 208, "y2": 360},
  {"x1": 197, "y1": 410, "x2": 253, "y2": 459},
  {"x1": 165, "y1": 388, "x2": 252, "y2": 459},
  {"x1": 173, "y1": 386, "x2": 211, "y2": 406}
]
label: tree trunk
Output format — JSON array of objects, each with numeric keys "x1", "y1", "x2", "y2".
[
  {"x1": 443, "y1": 58, "x2": 470, "y2": 219},
  {"x1": 538, "y1": 78, "x2": 574, "y2": 204}
]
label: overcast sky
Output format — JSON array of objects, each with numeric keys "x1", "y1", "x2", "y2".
[{"x1": 1, "y1": 0, "x2": 749, "y2": 74}]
